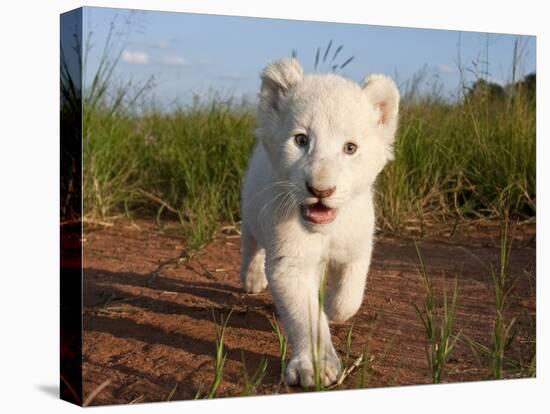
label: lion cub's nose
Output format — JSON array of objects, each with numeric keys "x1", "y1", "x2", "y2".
[{"x1": 306, "y1": 183, "x2": 336, "y2": 199}]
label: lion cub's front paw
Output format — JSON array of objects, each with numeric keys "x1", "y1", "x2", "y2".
[
  {"x1": 241, "y1": 270, "x2": 268, "y2": 293},
  {"x1": 284, "y1": 354, "x2": 342, "y2": 388}
]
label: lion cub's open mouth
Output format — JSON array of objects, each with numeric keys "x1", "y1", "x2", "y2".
[{"x1": 301, "y1": 202, "x2": 337, "y2": 224}]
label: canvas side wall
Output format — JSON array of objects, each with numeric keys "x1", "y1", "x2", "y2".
[{"x1": 60, "y1": 7, "x2": 83, "y2": 407}]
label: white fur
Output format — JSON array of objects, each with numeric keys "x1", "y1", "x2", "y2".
[{"x1": 240, "y1": 58, "x2": 400, "y2": 387}]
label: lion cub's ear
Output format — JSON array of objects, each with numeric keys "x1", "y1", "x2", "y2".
[
  {"x1": 362, "y1": 74, "x2": 400, "y2": 140},
  {"x1": 260, "y1": 57, "x2": 303, "y2": 111}
]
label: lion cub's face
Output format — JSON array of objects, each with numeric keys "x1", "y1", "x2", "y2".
[{"x1": 256, "y1": 58, "x2": 400, "y2": 226}]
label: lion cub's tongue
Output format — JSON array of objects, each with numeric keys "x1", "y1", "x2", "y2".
[{"x1": 302, "y1": 203, "x2": 336, "y2": 224}]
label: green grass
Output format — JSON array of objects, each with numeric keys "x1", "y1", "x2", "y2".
[
  {"x1": 82, "y1": 88, "x2": 535, "y2": 249},
  {"x1": 376, "y1": 90, "x2": 535, "y2": 232},
  {"x1": 413, "y1": 242, "x2": 461, "y2": 384},
  {"x1": 195, "y1": 310, "x2": 233, "y2": 399},
  {"x1": 344, "y1": 322, "x2": 355, "y2": 368},
  {"x1": 83, "y1": 103, "x2": 255, "y2": 250},
  {"x1": 239, "y1": 353, "x2": 268, "y2": 396},
  {"x1": 488, "y1": 215, "x2": 516, "y2": 379},
  {"x1": 269, "y1": 314, "x2": 288, "y2": 385},
  {"x1": 356, "y1": 344, "x2": 371, "y2": 389},
  {"x1": 463, "y1": 214, "x2": 535, "y2": 379}
]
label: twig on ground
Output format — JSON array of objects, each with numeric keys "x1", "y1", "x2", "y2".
[
  {"x1": 83, "y1": 380, "x2": 112, "y2": 407},
  {"x1": 195, "y1": 258, "x2": 218, "y2": 281},
  {"x1": 330, "y1": 355, "x2": 364, "y2": 388}
]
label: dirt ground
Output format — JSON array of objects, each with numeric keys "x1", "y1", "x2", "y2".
[{"x1": 82, "y1": 219, "x2": 536, "y2": 405}]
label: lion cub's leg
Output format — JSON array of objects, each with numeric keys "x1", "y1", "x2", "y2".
[
  {"x1": 267, "y1": 256, "x2": 341, "y2": 388},
  {"x1": 324, "y1": 258, "x2": 370, "y2": 322},
  {"x1": 240, "y1": 224, "x2": 268, "y2": 293}
]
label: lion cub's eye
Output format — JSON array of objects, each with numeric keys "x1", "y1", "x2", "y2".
[
  {"x1": 344, "y1": 142, "x2": 358, "y2": 155},
  {"x1": 294, "y1": 134, "x2": 309, "y2": 148}
]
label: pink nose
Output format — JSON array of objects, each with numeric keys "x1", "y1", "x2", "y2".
[{"x1": 306, "y1": 183, "x2": 336, "y2": 199}]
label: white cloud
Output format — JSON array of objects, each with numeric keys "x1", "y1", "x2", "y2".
[
  {"x1": 436, "y1": 63, "x2": 457, "y2": 74},
  {"x1": 121, "y1": 50, "x2": 149, "y2": 64},
  {"x1": 159, "y1": 55, "x2": 187, "y2": 66},
  {"x1": 121, "y1": 50, "x2": 188, "y2": 66}
]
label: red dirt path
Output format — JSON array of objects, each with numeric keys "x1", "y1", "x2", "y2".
[{"x1": 82, "y1": 219, "x2": 535, "y2": 405}]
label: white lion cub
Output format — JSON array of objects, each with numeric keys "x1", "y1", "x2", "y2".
[{"x1": 240, "y1": 58, "x2": 399, "y2": 388}]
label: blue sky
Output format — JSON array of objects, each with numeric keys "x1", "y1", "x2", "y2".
[{"x1": 82, "y1": 6, "x2": 536, "y2": 108}]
